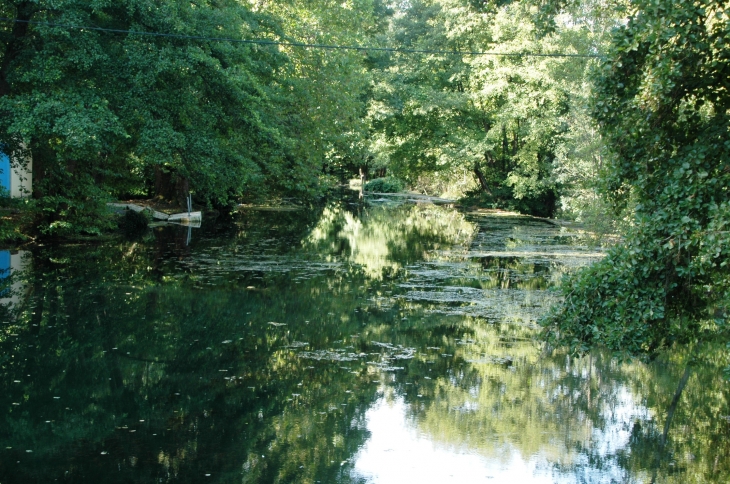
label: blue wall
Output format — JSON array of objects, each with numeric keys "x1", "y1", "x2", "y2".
[
  {"x1": 0, "y1": 150, "x2": 10, "y2": 194},
  {"x1": 0, "y1": 250, "x2": 9, "y2": 275},
  {"x1": 0, "y1": 251, "x2": 9, "y2": 297}
]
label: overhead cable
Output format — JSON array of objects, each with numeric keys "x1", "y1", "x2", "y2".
[{"x1": 0, "y1": 17, "x2": 602, "y2": 58}]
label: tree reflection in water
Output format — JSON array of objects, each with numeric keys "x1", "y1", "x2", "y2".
[{"x1": 0, "y1": 200, "x2": 728, "y2": 483}]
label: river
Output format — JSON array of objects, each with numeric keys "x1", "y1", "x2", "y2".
[{"x1": 1, "y1": 194, "x2": 728, "y2": 483}]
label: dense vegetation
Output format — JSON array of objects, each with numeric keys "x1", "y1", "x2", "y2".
[
  {"x1": 540, "y1": 0, "x2": 730, "y2": 359},
  {"x1": 0, "y1": 0, "x2": 380, "y2": 236},
  {"x1": 1, "y1": 0, "x2": 621, "y2": 235},
  {"x1": 1, "y1": 0, "x2": 729, "y2": 359},
  {"x1": 364, "y1": 0, "x2": 621, "y2": 217}
]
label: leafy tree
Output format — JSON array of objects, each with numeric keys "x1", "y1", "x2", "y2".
[
  {"x1": 541, "y1": 0, "x2": 730, "y2": 357},
  {"x1": 0, "y1": 0, "x2": 383, "y2": 236},
  {"x1": 365, "y1": 0, "x2": 618, "y2": 216},
  {"x1": 250, "y1": 0, "x2": 387, "y2": 186},
  {"x1": 0, "y1": 0, "x2": 295, "y2": 235}
]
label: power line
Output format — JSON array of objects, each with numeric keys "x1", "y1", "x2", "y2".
[{"x1": 0, "y1": 17, "x2": 601, "y2": 58}]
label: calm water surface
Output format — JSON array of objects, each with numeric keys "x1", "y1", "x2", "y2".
[{"x1": 1, "y1": 195, "x2": 729, "y2": 483}]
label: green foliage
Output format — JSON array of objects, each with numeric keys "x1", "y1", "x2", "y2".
[
  {"x1": 118, "y1": 208, "x2": 151, "y2": 234},
  {"x1": 1, "y1": 0, "x2": 284, "y2": 226},
  {"x1": 541, "y1": 0, "x2": 730, "y2": 358},
  {"x1": 251, "y1": 0, "x2": 384, "y2": 185},
  {"x1": 364, "y1": 176, "x2": 405, "y2": 193},
  {"x1": 363, "y1": 0, "x2": 623, "y2": 217},
  {"x1": 0, "y1": 0, "x2": 384, "y2": 235},
  {"x1": 0, "y1": 0, "x2": 627, "y2": 234},
  {"x1": 0, "y1": 193, "x2": 35, "y2": 243}
]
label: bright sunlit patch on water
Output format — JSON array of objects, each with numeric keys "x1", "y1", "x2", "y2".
[
  {"x1": 351, "y1": 397, "x2": 556, "y2": 484},
  {"x1": 352, "y1": 386, "x2": 648, "y2": 484}
]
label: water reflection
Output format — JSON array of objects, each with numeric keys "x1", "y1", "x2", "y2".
[
  {"x1": 353, "y1": 397, "x2": 558, "y2": 483},
  {"x1": 305, "y1": 204, "x2": 476, "y2": 279},
  {"x1": 0, "y1": 198, "x2": 728, "y2": 483},
  {"x1": 0, "y1": 251, "x2": 30, "y2": 327}
]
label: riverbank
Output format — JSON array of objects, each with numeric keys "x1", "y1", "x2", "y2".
[
  {"x1": 0, "y1": 196, "x2": 207, "y2": 246},
  {"x1": 2, "y1": 188, "x2": 616, "y2": 247}
]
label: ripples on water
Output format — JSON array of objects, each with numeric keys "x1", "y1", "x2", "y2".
[{"x1": 0, "y1": 194, "x2": 728, "y2": 483}]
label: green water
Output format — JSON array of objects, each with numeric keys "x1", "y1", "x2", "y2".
[{"x1": 1, "y1": 196, "x2": 729, "y2": 483}]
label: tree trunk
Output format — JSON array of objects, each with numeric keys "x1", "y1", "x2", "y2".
[
  {"x1": 474, "y1": 161, "x2": 493, "y2": 196},
  {"x1": 501, "y1": 124, "x2": 508, "y2": 169},
  {"x1": 154, "y1": 166, "x2": 189, "y2": 209},
  {"x1": 175, "y1": 176, "x2": 190, "y2": 210},
  {"x1": 154, "y1": 166, "x2": 173, "y2": 200}
]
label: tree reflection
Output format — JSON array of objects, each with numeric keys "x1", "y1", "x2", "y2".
[
  {"x1": 0, "y1": 210, "x2": 382, "y2": 483},
  {"x1": 304, "y1": 203, "x2": 477, "y2": 279},
  {"x1": 1, "y1": 203, "x2": 729, "y2": 483},
  {"x1": 381, "y1": 318, "x2": 730, "y2": 483}
]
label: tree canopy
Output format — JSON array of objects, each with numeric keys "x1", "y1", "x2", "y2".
[
  {"x1": 0, "y1": 0, "x2": 384, "y2": 235},
  {"x1": 363, "y1": 0, "x2": 622, "y2": 215},
  {"x1": 1, "y1": 0, "x2": 624, "y2": 235}
]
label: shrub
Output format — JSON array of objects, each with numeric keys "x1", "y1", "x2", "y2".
[
  {"x1": 119, "y1": 209, "x2": 151, "y2": 234},
  {"x1": 364, "y1": 177, "x2": 404, "y2": 193}
]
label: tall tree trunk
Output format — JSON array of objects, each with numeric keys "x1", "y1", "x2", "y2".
[
  {"x1": 175, "y1": 175, "x2": 189, "y2": 210},
  {"x1": 501, "y1": 124, "x2": 508, "y2": 170},
  {"x1": 154, "y1": 166, "x2": 173, "y2": 200}
]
